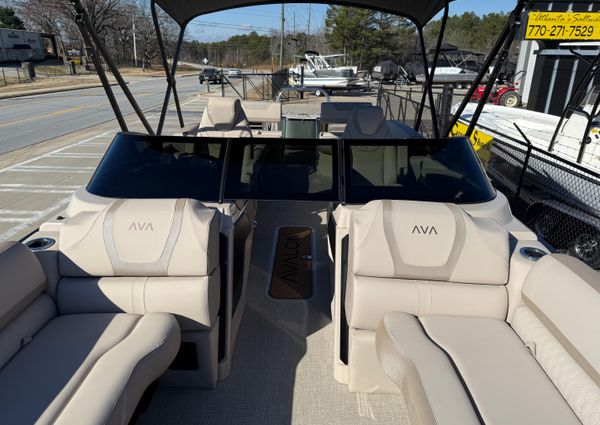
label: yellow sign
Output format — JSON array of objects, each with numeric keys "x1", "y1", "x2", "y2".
[
  {"x1": 526, "y1": 12, "x2": 600, "y2": 40},
  {"x1": 451, "y1": 122, "x2": 494, "y2": 169}
]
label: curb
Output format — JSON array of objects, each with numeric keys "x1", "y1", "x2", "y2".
[{"x1": 0, "y1": 82, "x2": 122, "y2": 100}]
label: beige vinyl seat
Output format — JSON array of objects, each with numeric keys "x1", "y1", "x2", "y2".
[
  {"x1": 55, "y1": 198, "x2": 222, "y2": 388},
  {"x1": 377, "y1": 254, "x2": 600, "y2": 425},
  {"x1": 0, "y1": 241, "x2": 180, "y2": 425},
  {"x1": 198, "y1": 97, "x2": 253, "y2": 138},
  {"x1": 342, "y1": 105, "x2": 421, "y2": 139},
  {"x1": 344, "y1": 199, "x2": 510, "y2": 392}
]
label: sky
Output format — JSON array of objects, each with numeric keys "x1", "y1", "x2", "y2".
[{"x1": 187, "y1": 1, "x2": 517, "y2": 42}]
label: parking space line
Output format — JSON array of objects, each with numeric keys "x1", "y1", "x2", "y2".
[
  {"x1": 0, "y1": 197, "x2": 71, "y2": 240},
  {"x1": 0, "y1": 131, "x2": 112, "y2": 175}
]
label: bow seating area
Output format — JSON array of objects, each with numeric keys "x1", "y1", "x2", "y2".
[
  {"x1": 0, "y1": 198, "x2": 224, "y2": 425},
  {"x1": 331, "y1": 199, "x2": 600, "y2": 425}
]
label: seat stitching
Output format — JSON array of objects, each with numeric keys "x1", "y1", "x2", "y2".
[{"x1": 49, "y1": 315, "x2": 142, "y2": 425}]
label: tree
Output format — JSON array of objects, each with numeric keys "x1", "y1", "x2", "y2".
[
  {"x1": 325, "y1": 6, "x2": 416, "y2": 70},
  {"x1": 424, "y1": 12, "x2": 508, "y2": 53},
  {"x1": 0, "y1": 7, "x2": 25, "y2": 30}
]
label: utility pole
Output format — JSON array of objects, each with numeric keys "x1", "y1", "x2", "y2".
[
  {"x1": 279, "y1": 3, "x2": 285, "y2": 69},
  {"x1": 132, "y1": 14, "x2": 138, "y2": 68},
  {"x1": 307, "y1": 5, "x2": 311, "y2": 50}
]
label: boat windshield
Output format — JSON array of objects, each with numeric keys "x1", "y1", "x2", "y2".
[{"x1": 86, "y1": 133, "x2": 495, "y2": 204}]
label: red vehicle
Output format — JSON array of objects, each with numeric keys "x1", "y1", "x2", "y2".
[
  {"x1": 471, "y1": 83, "x2": 521, "y2": 107},
  {"x1": 471, "y1": 70, "x2": 524, "y2": 108}
]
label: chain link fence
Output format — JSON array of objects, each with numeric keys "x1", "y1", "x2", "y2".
[
  {"x1": 377, "y1": 85, "x2": 455, "y2": 137},
  {"x1": 473, "y1": 121, "x2": 600, "y2": 270}
]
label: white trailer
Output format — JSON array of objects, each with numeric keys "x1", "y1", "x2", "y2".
[{"x1": 0, "y1": 28, "x2": 64, "y2": 63}]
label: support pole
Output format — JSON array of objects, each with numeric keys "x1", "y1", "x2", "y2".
[
  {"x1": 415, "y1": 3, "x2": 448, "y2": 138},
  {"x1": 74, "y1": 14, "x2": 128, "y2": 132},
  {"x1": 279, "y1": 4, "x2": 285, "y2": 69},
  {"x1": 446, "y1": 0, "x2": 525, "y2": 136},
  {"x1": 157, "y1": 28, "x2": 185, "y2": 135},
  {"x1": 151, "y1": 0, "x2": 184, "y2": 129},
  {"x1": 414, "y1": 26, "x2": 440, "y2": 137},
  {"x1": 70, "y1": 0, "x2": 155, "y2": 135},
  {"x1": 549, "y1": 50, "x2": 600, "y2": 152}
]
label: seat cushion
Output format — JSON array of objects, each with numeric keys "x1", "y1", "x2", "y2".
[
  {"x1": 0, "y1": 241, "x2": 47, "y2": 329},
  {"x1": 57, "y1": 274, "x2": 220, "y2": 331},
  {"x1": 421, "y1": 315, "x2": 580, "y2": 425},
  {"x1": 513, "y1": 254, "x2": 600, "y2": 425},
  {"x1": 0, "y1": 312, "x2": 180, "y2": 425},
  {"x1": 59, "y1": 198, "x2": 219, "y2": 277},
  {"x1": 376, "y1": 313, "x2": 480, "y2": 425}
]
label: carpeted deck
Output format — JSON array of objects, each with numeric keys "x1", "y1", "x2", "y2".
[{"x1": 138, "y1": 201, "x2": 409, "y2": 425}]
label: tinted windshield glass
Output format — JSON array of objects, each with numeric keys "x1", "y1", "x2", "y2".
[
  {"x1": 87, "y1": 133, "x2": 225, "y2": 201},
  {"x1": 224, "y1": 139, "x2": 338, "y2": 201},
  {"x1": 344, "y1": 138, "x2": 495, "y2": 204}
]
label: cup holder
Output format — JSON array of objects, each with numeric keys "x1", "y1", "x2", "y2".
[
  {"x1": 26, "y1": 237, "x2": 56, "y2": 252},
  {"x1": 519, "y1": 247, "x2": 548, "y2": 261}
]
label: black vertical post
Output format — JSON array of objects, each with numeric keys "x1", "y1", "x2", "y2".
[
  {"x1": 577, "y1": 87, "x2": 600, "y2": 163},
  {"x1": 151, "y1": 0, "x2": 184, "y2": 129},
  {"x1": 73, "y1": 14, "x2": 128, "y2": 132},
  {"x1": 446, "y1": 0, "x2": 525, "y2": 136},
  {"x1": 414, "y1": 28, "x2": 439, "y2": 137},
  {"x1": 415, "y1": 3, "x2": 448, "y2": 138},
  {"x1": 549, "y1": 50, "x2": 600, "y2": 152},
  {"x1": 157, "y1": 27, "x2": 185, "y2": 135},
  {"x1": 70, "y1": 0, "x2": 154, "y2": 135}
]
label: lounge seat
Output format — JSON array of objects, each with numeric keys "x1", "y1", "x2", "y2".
[
  {"x1": 0, "y1": 241, "x2": 180, "y2": 425},
  {"x1": 198, "y1": 97, "x2": 252, "y2": 138},
  {"x1": 343, "y1": 200, "x2": 510, "y2": 392},
  {"x1": 55, "y1": 198, "x2": 221, "y2": 388},
  {"x1": 377, "y1": 254, "x2": 600, "y2": 425}
]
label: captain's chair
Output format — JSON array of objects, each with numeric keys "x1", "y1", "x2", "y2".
[{"x1": 198, "y1": 97, "x2": 253, "y2": 138}]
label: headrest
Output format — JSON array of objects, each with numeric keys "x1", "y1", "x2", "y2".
[
  {"x1": 59, "y1": 199, "x2": 219, "y2": 277},
  {"x1": 0, "y1": 241, "x2": 46, "y2": 329},
  {"x1": 350, "y1": 200, "x2": 509, "y2": 285},
  {"x1": 522, "y1": 254, "x2": 600, "y2": 384},
  {"x1": 343, "y1": 106, "x2": 388, "y2": 138},
  {"x1": 204, "y1": 97, "x2": 248, "y2": 132}
]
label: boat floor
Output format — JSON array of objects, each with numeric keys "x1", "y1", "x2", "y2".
[{"x1": 138, "y1": 201, "x2": 409, "y2": 425}]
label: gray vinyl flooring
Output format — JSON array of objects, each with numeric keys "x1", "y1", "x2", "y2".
[{"x1": 138, "y1": 201, "x2": 409, "y2": 425}]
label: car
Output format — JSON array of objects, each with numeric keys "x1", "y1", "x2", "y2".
[
  {"x1": 226, "y1": 68, "x2": 242, "y2": 78},
  {"x1": 199, "y1": 68, "x2": 222, "y2": 84}
]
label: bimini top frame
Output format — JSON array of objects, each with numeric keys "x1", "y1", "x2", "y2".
[
  {"x1": 155, "y1": 0, "x2": 451, "y2": 28},
  {"x1": 70, "y1": 0, "x2": 525, "y2": 139}
]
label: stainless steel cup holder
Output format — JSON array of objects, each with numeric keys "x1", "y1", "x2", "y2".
[
  {"x1": 26, "y1": 237, "x2": 56, "y2": 252},
  {"x1": 519, "y1": 247, "x2": 548, "y2": 261}
]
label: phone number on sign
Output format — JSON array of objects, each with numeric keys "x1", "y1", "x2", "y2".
[{"x1": 526, "y1": 24, "x2": 596, "y2": 39}]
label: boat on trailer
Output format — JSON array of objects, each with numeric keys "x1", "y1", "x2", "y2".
[{"x1": 1, "y1": 1, "x2": 599, "y2": 425}]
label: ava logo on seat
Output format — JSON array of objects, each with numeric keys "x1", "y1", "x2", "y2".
[
  {"x1": 128, "y1": 222, "x2": 155, "y2": 231},
  {"x1": 412, "y1": 225, "x2": 438, "y2": 235}
]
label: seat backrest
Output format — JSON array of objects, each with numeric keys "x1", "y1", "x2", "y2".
[
  {"x1": 0, "y1": 241, "x2": 47, "y2": 330},
  {"x1": 320, "y1": 102, "x2": 372, "y2": 126},
  {"x1": 343, "y1": 106, "x2": 390, "y2": 139},
  {"x1": 241, "y1": 101, "x2": 281, "y2": 124},
  {"x1": 351, "y1": 200, "x2": 510, "y2": 285},
  {"x1": 199, "y1": 97, "x2": 252, "y2": 138},
  {"x1": 513, "y1": 254, "x2": 600, "y2": 425},
  {"x1": 59, "y1": 198, "x2": 219, "y2": 277}
]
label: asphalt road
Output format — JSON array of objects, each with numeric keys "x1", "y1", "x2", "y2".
[{"x1": 0, "y1": 75, "x2": 201, "y2": 155}]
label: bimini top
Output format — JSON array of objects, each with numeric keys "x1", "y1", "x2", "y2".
[{"x1": 154, "y1": 0, "x2": 453, "y2": 28}]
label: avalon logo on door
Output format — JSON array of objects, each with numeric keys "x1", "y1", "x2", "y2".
[
  {"x1": 412, "y1": 225, "x2": 438, "y2": 235},
  {"x1": 128, "y1": 222, "x2": 154, "y2": 231}
]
